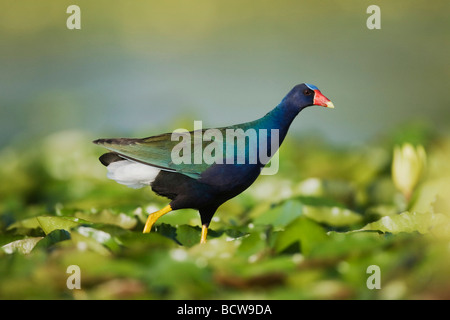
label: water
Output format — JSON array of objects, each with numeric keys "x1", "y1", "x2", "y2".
[{"x1": 1, "y1": 0, "x2": 449, "y2": 148}]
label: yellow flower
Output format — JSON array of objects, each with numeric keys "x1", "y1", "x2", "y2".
[{"x1": 392, "y1": 143, "x2": 427, "y2": 201}]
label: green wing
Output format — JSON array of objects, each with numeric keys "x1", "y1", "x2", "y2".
[
  {"x1": 94, "y1": 130, "x2": 213, "y2": 179},
  {"x1": 94, "y1": 119, "x2": 267, "y2": 179}
]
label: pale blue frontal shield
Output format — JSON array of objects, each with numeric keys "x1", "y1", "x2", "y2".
[{"x1": 305, "y1": 83, "x2": 319, "y2": 91}]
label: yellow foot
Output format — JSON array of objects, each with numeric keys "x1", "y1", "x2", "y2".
[
  {"x1": 200, "y1": 224, "x2": 208, "y2": 244},
  {"x1": 143, "y1": 205, "x2": 172, "y2": 233}
]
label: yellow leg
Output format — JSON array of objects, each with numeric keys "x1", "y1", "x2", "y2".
[
  {"x1": 143, "y1": 205, "x2": 172, "y2": 233},
  {"x1": 200, "y1": 224, "x2": 208, "y2": 244}
]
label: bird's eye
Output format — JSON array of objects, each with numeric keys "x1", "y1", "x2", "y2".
[{"x1": 303, "y1": 89, "x2": 313, "y2": 96}]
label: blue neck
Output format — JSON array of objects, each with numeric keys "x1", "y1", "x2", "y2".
[
  {"x1": 230, "y1": 103, "x2": 301, "y2": 164},
  {"x1": 255, "y1": 103, "x2": 301, "y2": 144}
]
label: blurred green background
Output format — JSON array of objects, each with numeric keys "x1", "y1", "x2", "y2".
[
  {"x1": 1, "y1": 0, "x2": 449, "y2": 146},
  {"x1": 1, "y1": 0, "x2": 450, "y2": 300}
]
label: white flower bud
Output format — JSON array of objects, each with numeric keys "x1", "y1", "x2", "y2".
[{"x1": 392, "y1": 143, "x2": 427, "y2": 201}]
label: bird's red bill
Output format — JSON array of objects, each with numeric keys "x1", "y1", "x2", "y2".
[{"x1": 313, "y1": 90, "x2": 335, "y2": 108}]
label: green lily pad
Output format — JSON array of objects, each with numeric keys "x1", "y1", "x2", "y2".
[
  {"x1": 274, "y1": 216, "x2": 328, "y2": 255},
  {"x1": 253, "y1": 199, "x2": 303, "y2": 228},
  {"x1": 7, "y1": 217, "x2": 41, "y2": 231},
  {"x1": 36, "y1": 216, "x2": 80, "y2": 235},
  {"x1": 74, "y1": 226, "x2": 122, "y2": 253},
  {"x1": 303, "y1": 205, "x2": 362, "y2": 227},
  {"x1": 75, "y1": 209, "x2": 137, "y2": 229},
  {"x1": 33, "y1": 229, "x2": 71, "y2": 251},
  {"x1": 1, "y1": 237, "x2": 43, "y2": 254},
  {"x1": 359, "y1": 211, "x2": 450, "y2": 237},
  {"x1": 175, "y1": 225, "x2": 201, "y2": 247}
]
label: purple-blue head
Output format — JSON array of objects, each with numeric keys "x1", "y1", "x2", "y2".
[{"x1": 281, "y1": 83, "x2": 334, "y2": 110}]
